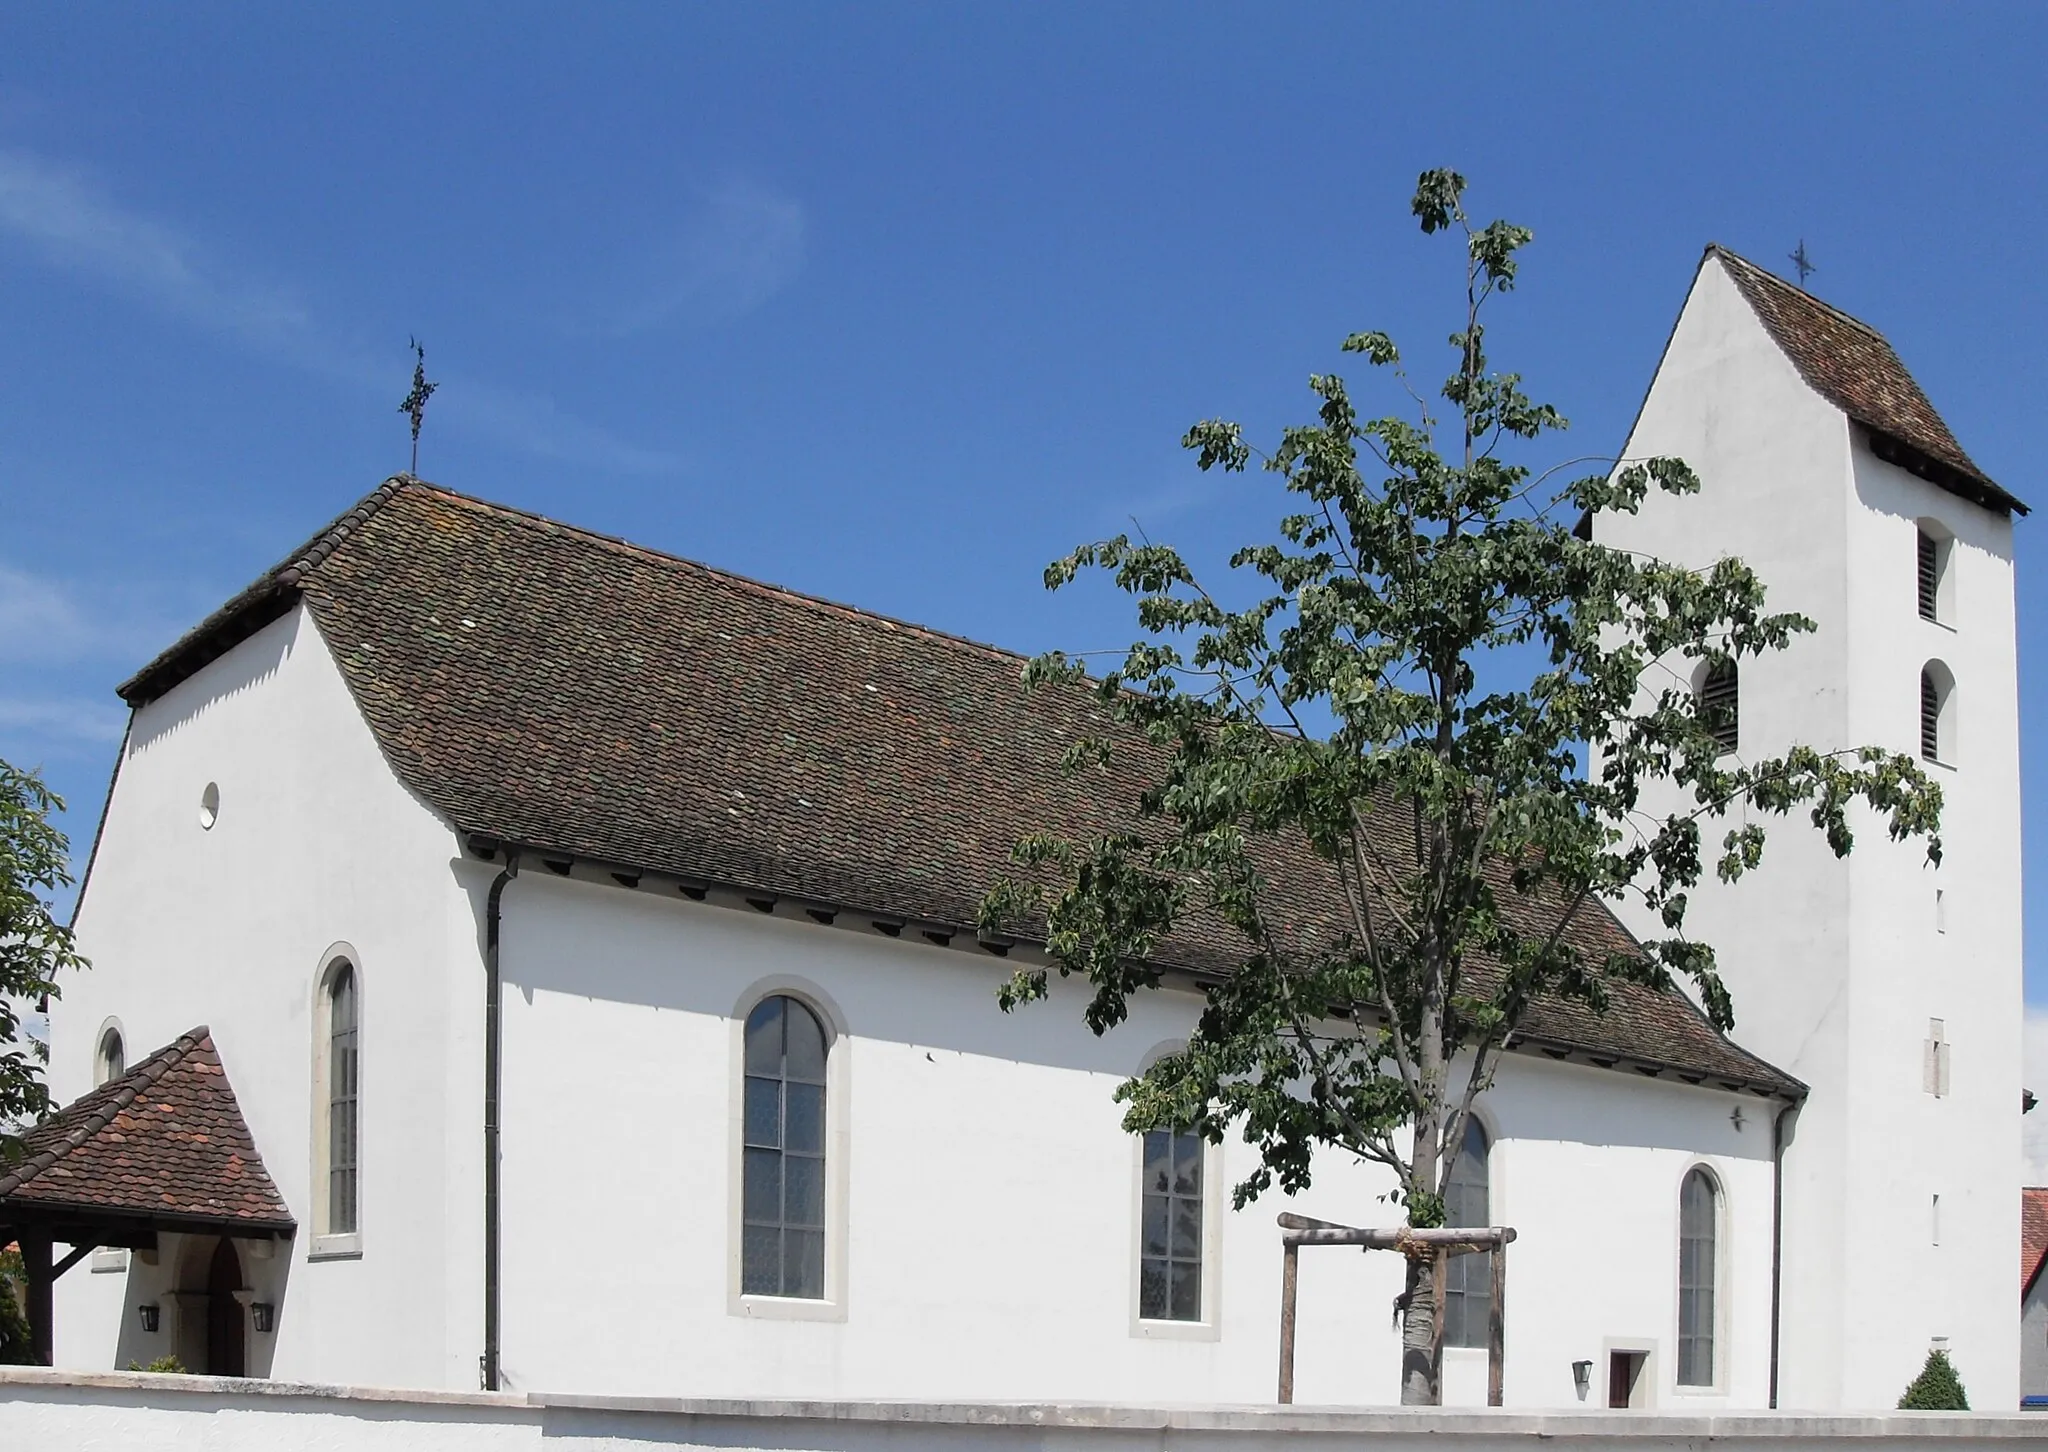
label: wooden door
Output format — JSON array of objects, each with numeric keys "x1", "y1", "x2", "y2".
[{"x1": 205, "y1": 1238, "x2": 245, "y2": 1378}]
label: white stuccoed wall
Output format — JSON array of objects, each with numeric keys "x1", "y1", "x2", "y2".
[
  {"x1": 495, "y1": 867, "x2": 1776, "y2": 1409},
  {"x1": 57, "y1": 605, "x2": 484, "y2": 1389},
  {"x1": 1596, "y1": 253, "x2": 2023, "y2": 1410},
  {"x1": 55, "y1": 609, "x2": 1783, "y2": 1409}
]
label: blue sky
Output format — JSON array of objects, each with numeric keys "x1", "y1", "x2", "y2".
[{"x1": 4, "y1": 5, "x2": 2045, "y2": 1002}]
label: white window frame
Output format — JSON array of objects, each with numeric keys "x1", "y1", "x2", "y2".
[
  {"x1": 309, "y1": 944, "x2": 364, "y2": 1259},
  {"x1": 1440, "y1": 1110, "x2": 1497, "y2": 1352},
  {"x1": 90, "y1": 1016, "x2": 130, "y2": 1271},
  {"x1": 92, "y1": 1016, "x2": 127, "y2": 1087},
  {"x1": 726, "y1": 978, "x2": 850, "y2": 1321},
  {"x1": 1915, "y1": 518, "x2": 1957, "y2": 628},
  {"x1": 1920, "y1": 660, "x2": 1956, "y2": 767},
  {"x1": 1671, "y1": 1160, "x2": 1728, "y2": 1395},
  {"x1": 1923, "y1": 1019, "x2": 1952, "y2": 1098}
]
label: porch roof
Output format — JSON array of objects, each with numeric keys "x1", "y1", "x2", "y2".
[{"x1": 0, "y1": 1027, "x2": 294, "y2": 1245}]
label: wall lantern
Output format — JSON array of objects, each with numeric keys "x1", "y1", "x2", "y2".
[
  {"x1": 137, "y1": 1303, "x2": 160, "y2": 1333},
  {"x1": 1572, "y1": 1359, "x2": 1593, "y2": 1400},
  {"x1": 251, "y1": 1303, "x2": 277, "y2": 1333}
]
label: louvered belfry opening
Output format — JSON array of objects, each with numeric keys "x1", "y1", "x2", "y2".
[
  {"x1": 1917, "y1": 530, "x2": 1939, "y2": 621},
  {"x1": 1698, "y1": 659, "x2": 1739, "y2": 754},
  {"x1": 1920, "y1": 670, "x2": 1941, "y2": 761}
]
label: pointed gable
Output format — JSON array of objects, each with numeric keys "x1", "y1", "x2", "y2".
[
  {"x1": 0, "y1": 1028, "x2": 294, "y2": 1235},
  {"x1": 1708, "y1": 245, "x2": 2024, "y2": 516}
]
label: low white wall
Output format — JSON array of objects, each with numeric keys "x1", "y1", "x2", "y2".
[{"x1": 0, "y1": 1368, "x2": 2039, "y2": 1452}]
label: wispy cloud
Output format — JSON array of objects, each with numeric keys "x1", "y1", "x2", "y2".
[
  {"x1": 0, "y1": 146, "x2": 679, "y2": 473},
  {"x1": 591, "y1": 179, "x2": 806, "y2": 337},
  {"x1": 435, "y1": 378, "x2": 684, "y2": 475},
  {"x1": 0, "y1": 149, "x2": 305, "y2": 343},
  {"x1": 0, "y1": 564, "x2": 181, "y2": 667},
  {"x1": 0, "y1": 565, "x2": 154, "y2": 763},
  {"x1": 0, "y1": 695, "x2": 127, "y2": 748}
]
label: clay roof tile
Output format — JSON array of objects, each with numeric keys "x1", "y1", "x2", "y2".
[
  {"x1": 1709, "y1": 246, "x2": 2023, "y2": 516},
  {"x1": 116, "y1": 481, "x2": 1801, "y2": 1098},
  {"x1": 0, "y1": 1028, "x2": 294, "y2": 1233}
]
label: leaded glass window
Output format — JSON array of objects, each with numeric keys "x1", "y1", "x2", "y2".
[
  {"x1": 1678, "y1": 1167, "x2": 1719, "y2": 1385},
  {"x1": 742, "y1": 995, "x2": 828, "y2": 1298},
  {"x1": 1139, "y1": 1129, "x2": 1204, "y2": 1321},
  {"x1": 328, "y1": 962, "x2": 359, "y2": 1235},
  {"x1": 1441, "y1": 1117, "x2": 1490, "y2": 1349}
]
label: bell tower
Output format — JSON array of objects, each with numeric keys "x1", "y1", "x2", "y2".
[{"x1": 1594, "y1": 247, "x2": 2025, "y2": 1410}]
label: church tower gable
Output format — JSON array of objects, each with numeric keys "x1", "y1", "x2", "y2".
[{"x1": 1595, "y1": 247, "x2": 2024, "y2": 1412}]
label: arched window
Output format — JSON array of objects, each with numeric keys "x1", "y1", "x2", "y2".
[
  {"x1": 742, "y1": 995, "x2": 829, "y2": 1299},
  {"x1": 322, "y1": 958, "x2": 360, "y2": 1239},
  {"x1": 1139, "y1": 1127, "x2": 1205, "y2": 1321},
  {"x1": 1920, "y1": 663, "x2": 1954, "y2": 764},
  {"x1": 1441, "y1": 1116, "x2": 1491, "y2": 1349},
  {"x1": 1678, "y1": 1167, "x2": 1720, "y2": 1386},
  {"x1": 1696, "y1": 659, "x2": 1739, "y2": 755},
  {"x1": 94, "y1": 1025, "x2": 125, "y2": 1087}
]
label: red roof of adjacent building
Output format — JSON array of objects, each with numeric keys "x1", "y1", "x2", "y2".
[
  {"x1": 0, "y1": 1028, "x2": 294, "y2": 1237},
  {"x1": 2024, "y1": 1188, "x2": 2048, "y2": 1298}
]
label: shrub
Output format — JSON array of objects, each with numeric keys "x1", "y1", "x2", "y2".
[
  {"x1": 1898, "y1": 1348, "x2": 1969, "y2": 1410},
  {"x1": 0, "y1": 1249, "x2": 32, "y2": 1365}
]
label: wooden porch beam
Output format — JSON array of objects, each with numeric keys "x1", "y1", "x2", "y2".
[
  {"x1": 51, "y1": 1241, "x2": 99, "y2": 1280},
  {"x1": 21, "y1": 1232, "x2": 51, "y2": 1366}
]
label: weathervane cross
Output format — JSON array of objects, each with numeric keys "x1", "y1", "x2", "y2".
[
  {"x1": 1789, "y1": 239, "x2": 1815, "y2": 286},
  {"x1": 398, "y1": 337, "x2": 439, "y2": 476}
]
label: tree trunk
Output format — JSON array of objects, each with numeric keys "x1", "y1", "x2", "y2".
[
  {"x1": 1402, "y1": 1058, "x2": 1446, "y2": 1407},
  {"x1": 1399, "y1": 1250, "x2": 1441, "y2": 1404}
]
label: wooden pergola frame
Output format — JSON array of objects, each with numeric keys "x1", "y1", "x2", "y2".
[{"x1": 1275, "y1": 1212, "x2": 1516, "y2": 1406}]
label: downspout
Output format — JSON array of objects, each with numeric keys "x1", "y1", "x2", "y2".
[
  {"x1": 483, "y1": 851, "x2": 520, "y2": 1391},
  {"x1": 1768, "y1": 1099, "x2": 1799, "y2": 1409}
]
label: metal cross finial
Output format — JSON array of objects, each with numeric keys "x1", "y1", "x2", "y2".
[
  {"x1": 397, "y1": 336, "x2": 439, "y2": 476},
  {"x1": 1789, "y1": 240, "x2": 1816, "y2": 286}
]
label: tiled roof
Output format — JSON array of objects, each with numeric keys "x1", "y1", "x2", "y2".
[
  {"x1": 118, "y1": 480, "x2": 1801, "y2": 1098},
  {"x1": 2025, "y1": 1188, "x2": 2048, "y2": 1298},
  {"x1": 0, "y1": 1028, "x2": 294, "y2": 1235},
  {"x1": 1709, "y1": 246, "x2": 2025, "y2": 516}
]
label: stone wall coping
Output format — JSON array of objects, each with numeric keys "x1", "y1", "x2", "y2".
[{"x1": 1, "y1": 1366, "x2": 2041, "y2": 1437}]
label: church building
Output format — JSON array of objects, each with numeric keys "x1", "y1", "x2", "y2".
[{"x1": 8, "y1": 247, "x2": 2025, "y2": 1410}]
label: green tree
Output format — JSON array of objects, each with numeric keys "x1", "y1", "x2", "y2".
[
  {"x1": 981, "y1": 171, "x2": 1941, "y2": 1405},
  {"x1": 1898, "y1": 1347, "x2": 1969, "y2": 1410},
  {"x1": 0, "y1": 1247, "x2": 32, "y2": 1364},
  {"x1": 1, "y1": 760, "x2": 86, "y2": 1158}
]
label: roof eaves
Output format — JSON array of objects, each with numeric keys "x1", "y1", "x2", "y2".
[
  {"x1": 464, "y1": 834, "x2": 1805, "y2": 1101},
  {"x1": 1703, "y1": 245, "x2": 2027, "y2": 517},
  {"x1": 116, "y1": 476, "x2": 416, "y2": 706},
  {"x1": 1863, "y1": 425, "x2": 2030, "y2": 517},
  {"x1": 1509, "y1": 1030, "x2": 1804, "y2": 1101}
]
